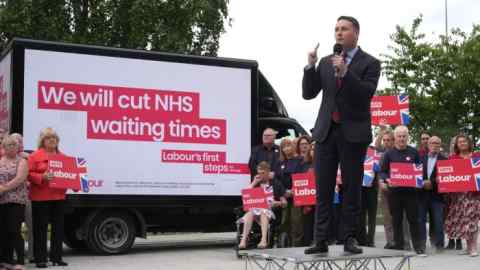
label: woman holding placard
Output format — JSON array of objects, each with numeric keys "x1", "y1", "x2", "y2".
[
  {"x1": 444, "y1": 134, "x2": 480, "y2": 257},
  {"x1": 238, "y1": 161, "x2": 286, "y2": 249},
  {"x1": 296, "y1": 136, "x2": 315, "y2": 246},
  {"x1": 277, "y1": 138, "x2": 305, "y2": 247},
  {"x1": 28, "y1": 127, "x2": 68, "y2": 268},
  {"x1": 0, "y1": 135, "x2": 29, "y2": 270}
]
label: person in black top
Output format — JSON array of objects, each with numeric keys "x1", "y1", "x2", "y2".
[
  {"x1": 277, "y1": 138, "x2": 304, "y2": 247},
  {"x1": 419, "y1": 136, "x2": 447, "y2": 251},
  {"x1": 379, "y1": 125, "x2": 426, "y2": 256},
  {"x1": 357, "y1": 145, "x2": 379, "y2": 247},
  {"x1": 249, "y1": 128, "x2": 280, "y2": 181}
]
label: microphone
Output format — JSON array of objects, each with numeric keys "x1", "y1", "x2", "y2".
[
  {"x1": 333, "y1": 43, "x2": 343, "y2": 55},
  {"x1": 333, "y1": 43, "x2": 343, "y2": 77}
]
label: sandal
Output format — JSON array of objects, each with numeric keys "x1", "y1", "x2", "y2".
[
  {"x1": 257, "y1": 242, "x2": 268, "y2": 249},
  {"x1": 238, "y1": 242, "x2": 247, "y2": 250}
]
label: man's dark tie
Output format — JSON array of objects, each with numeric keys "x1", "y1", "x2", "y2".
[
  {"x1": 331, "y1": 55, "x2": 346, "y2": 123},
  {"x1": 331, "y1": 77, "x2": 343, "y2": 123}
]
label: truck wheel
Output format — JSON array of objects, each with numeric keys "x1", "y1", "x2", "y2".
[{"x1": 88, "y1": 211, "x2": 136, "y2": 254}]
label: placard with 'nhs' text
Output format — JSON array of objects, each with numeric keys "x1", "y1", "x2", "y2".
[
  {"x1": 48, "y1": 154, "x2": 87, "y2": 190},
  {"x1": 437, "y1": 158, "x2": 480, "y2": 193},
  {"x1": 292, "y1": 170, "x2": 316, "y2": 206},
  {"x1": 389, "y1": 163, "x2": 423, "y2": 188},
  {"x1": 371, "y1": 95, "x2": 410, "y2": 125},
  {"x1": 241, "y1": 187, "x2": 273, "y2": 211}
]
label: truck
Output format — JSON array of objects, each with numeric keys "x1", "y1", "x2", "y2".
[{"x1": 0, "y1": 38, "x2": 308, "y2": 254}]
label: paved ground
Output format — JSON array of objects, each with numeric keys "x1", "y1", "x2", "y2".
[{"x1": 23, "y1": 227, "x2": 480, "y2": 269}]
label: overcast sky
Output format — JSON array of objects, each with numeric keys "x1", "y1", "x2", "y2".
[{"x1": 218, "y1": 0, "x2": 480, "y2": 131}]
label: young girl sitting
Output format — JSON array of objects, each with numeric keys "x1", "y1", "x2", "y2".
[{"x1": 238, "y1": 161, "x2": 287, "y2": 249}]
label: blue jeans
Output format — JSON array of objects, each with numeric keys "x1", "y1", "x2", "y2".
[{"x1": 418, "y1": 192, "x2": 445, "y2": 248}]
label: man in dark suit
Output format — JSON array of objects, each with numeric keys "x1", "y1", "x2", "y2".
[
  {"x1": 248, "y1": 128, "x2": 280, "y2": 181},
  {"x1": 419, "y1": 135, "x2": 447, "y2": 252},
  {"x1": 303, "y1": 16, "x2": 381, "y2": 254}
]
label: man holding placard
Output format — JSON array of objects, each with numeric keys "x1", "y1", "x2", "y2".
[{"x1": 379, "y1": 125, "x2": 425, "y2": 256}]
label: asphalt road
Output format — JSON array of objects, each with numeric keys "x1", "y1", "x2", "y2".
[{"x1": 22, "y1": 229, "x2": 480, "y2": 270}]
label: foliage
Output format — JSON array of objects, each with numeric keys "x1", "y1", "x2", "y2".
[
  {"x1": 381, "y1": 15, "x2": 480, "y2": 149},
  {"x1": 0, "y1": 0, "x2": 230, "y2": 56}
]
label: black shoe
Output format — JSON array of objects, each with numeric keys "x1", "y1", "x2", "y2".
[
  {"x1": 416, "y1": 249, "x2": 427, "y2": 257},
  {"x1": 36, "y1": 262, "x2": 48, "y2": 268},
  {"x1": 52, "y1": 261, "x2": 68, "y2": 267},
  {"x1": 446, "y1": 239, "x2": 455, "y2": 249},
  {"x1": 357, "y1": 240, "x2": 367, "y2": 246},
  {"x1": 344, "y1": 237, "x2": 363, "y2": 254},
  {"x1": 304, "y1": 241, "x2": 328, "y2": 254},
  {"x1": 455, "y1": 239, "x2": 462, "y2": 250},
  {"x1": 384, "y1": 243, "x2": 395, "y2": 249}
]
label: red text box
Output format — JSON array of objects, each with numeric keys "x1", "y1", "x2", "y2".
[
  {"x1": 292, "y1": 170, "x2": 316, "y2": 206},
  {"x1": 389, "y1": 162, "x2": 423, "y2": 188}
]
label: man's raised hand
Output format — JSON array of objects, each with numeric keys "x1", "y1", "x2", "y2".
[{"x1": 308, "y1": 43, "x2": 319, "y2": 66}]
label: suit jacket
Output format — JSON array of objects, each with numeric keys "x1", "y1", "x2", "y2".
[
  {"x1": 302, "y1": 48, "x2": 381, "y2": 143},
  {"x1": 422, "y1": 152, "x2": 447, "y2": 200},
  {"x1": 248, "y1": 144, "x2": 280, "y2": 180}
]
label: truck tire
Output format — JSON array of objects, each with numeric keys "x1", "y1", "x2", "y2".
[
  {"x1": 87, "y1": 211, "x2": 136, "y2": 254},
  {"x1": 64, "y1": 228, "x2": 87, "y2": 250}
]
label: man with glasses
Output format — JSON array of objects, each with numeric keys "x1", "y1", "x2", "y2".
[
  {"x1": 419, "y1": 136, "x2": 447, "y2": 252},
  {"x1": 248, "y1": 128, "x2": 280, "y2": 181}
]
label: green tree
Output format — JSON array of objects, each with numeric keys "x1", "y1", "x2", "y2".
[
  {"x1": 381, "y1": 15, "x2": 480, "y2": 149},
  {"x1": 0, "y1": 0, "x2": 229, "y2": 56}
]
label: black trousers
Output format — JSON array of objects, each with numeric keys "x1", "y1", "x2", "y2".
[
  {"x1": 32, "y1": 200, "x2": 65, "y2": 263},
  {"x1": 303, "y1": 208, "x2": 315, "y2": 246},
  {"x1": 314, "y1": 123, "x2": 368, "y2": 242},
  {"x1": 358, "y1": 186, "x2": 378, "y2": 246},
  {"x1": 2, "y1": 203, "x2": 26, "y2": 265},
  {"x1": 388, "y1": 189, "x2": 423, "y2": 251},
  {"x1": 0, "y1": 204, "x2": 5, "y2": 265},
  {"x1": 328, "y1": 202, "x2": 344, "y2": 243}
]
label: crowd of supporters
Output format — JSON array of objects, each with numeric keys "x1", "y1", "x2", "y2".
[
  {"x1": 243, "y1": 126, "x2": 480, "y2": 257},
  {"x1": 0, "y1": 128, "x2": 69, "y2": 270}
]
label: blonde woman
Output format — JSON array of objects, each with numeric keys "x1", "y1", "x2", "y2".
[
  {"x1": 9, "y1": 133, "x2": 33, "y2": 262},
  {"x1": 28, "y1": 128, "x2": 68, "y2": 268},
  {"x1": 0, "y1": 135, "x2": 29, "y2": 270}
]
